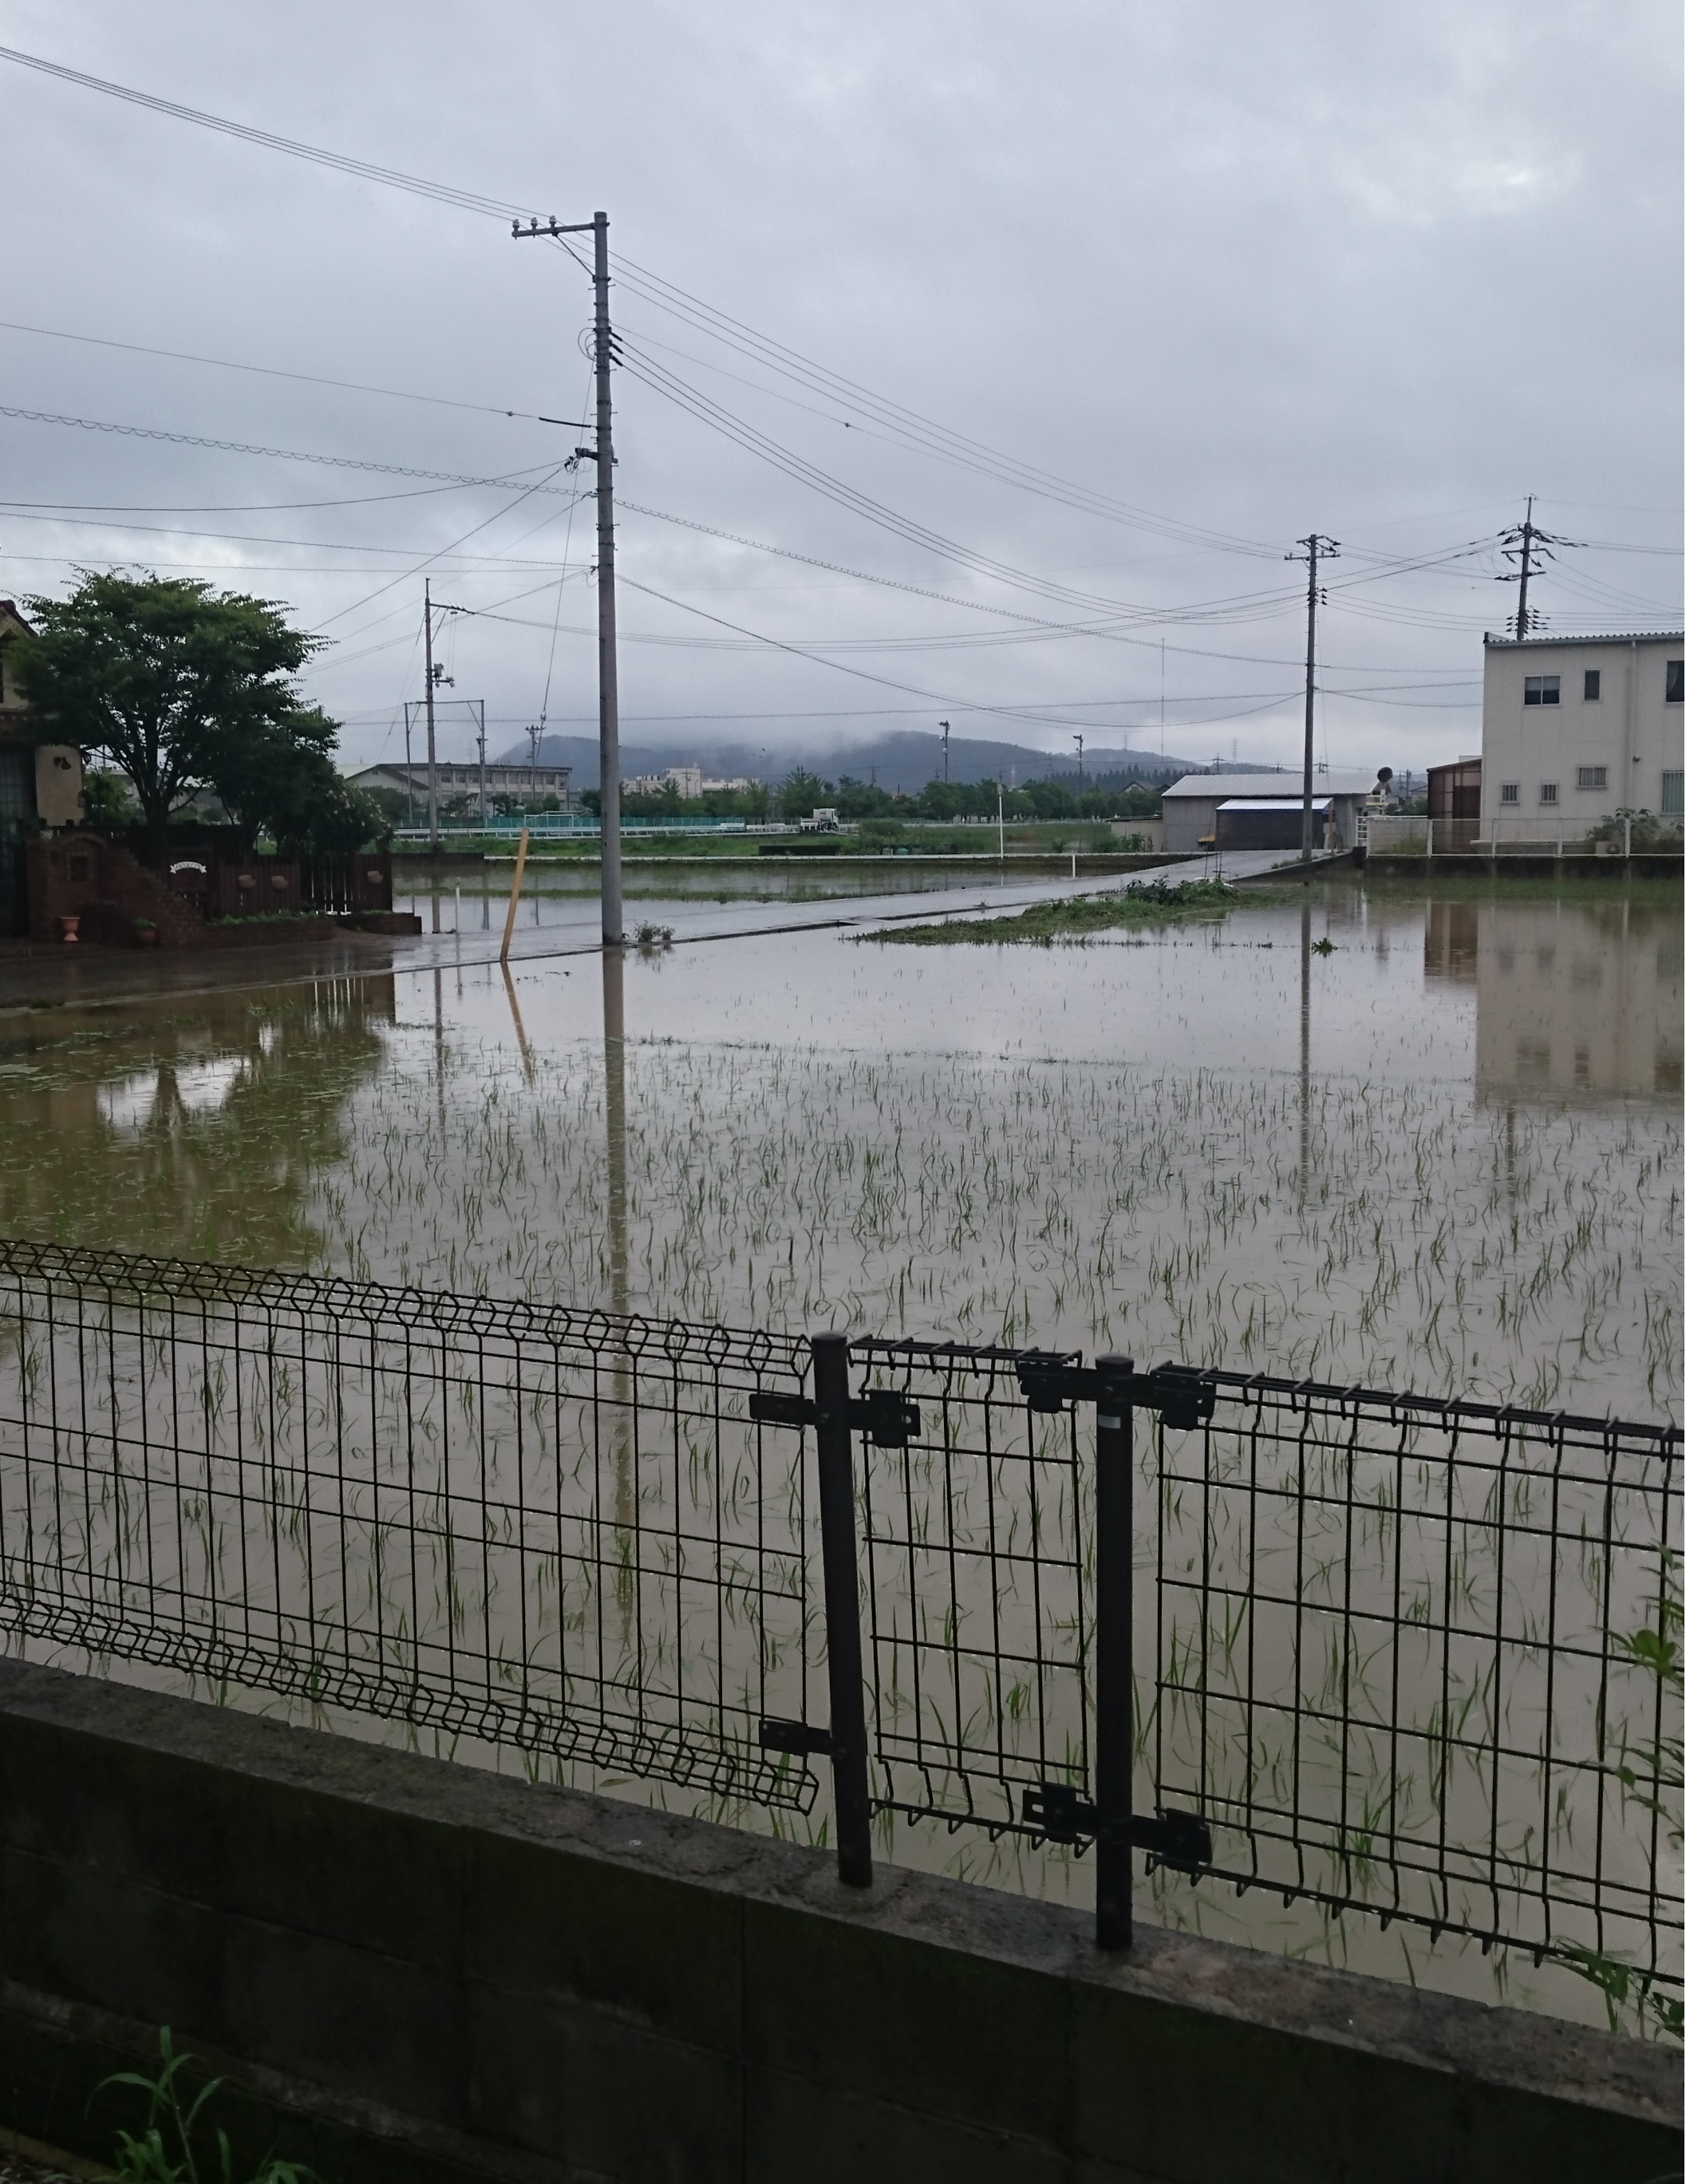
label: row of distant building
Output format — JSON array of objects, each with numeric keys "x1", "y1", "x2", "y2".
[
  {"x1": 0, "y1": 596, "x2": 1677, "y2": 859},
  {"x1": 1154, "y1": 630, "x2": 1684, "y2": 855},
  {"x1": 343, "y1": 759, "x2": 761, "y2": 811},
  {"x1": 346, "y1": 631, "x2": 1686, "y2": 851}
]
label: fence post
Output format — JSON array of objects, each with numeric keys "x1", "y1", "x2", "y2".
[
  {"x1": 1094, "y1": 1351, "x2": 1135, "y2": 1949},
  {"x1": 811, "y1": 1331, "x2": 874, "y2": 1887}
]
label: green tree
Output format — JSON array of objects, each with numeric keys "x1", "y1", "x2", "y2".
[
  {"x1": 11, "y1": 572, "x2": 353, "y2": 856},
  {"x1": 215, "y1": 704, "x2": 385, "y2": 854},
  {"x1": 776, "y1": 767, "x2": 832, "y2": 819}
]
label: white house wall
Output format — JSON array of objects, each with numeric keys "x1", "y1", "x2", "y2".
[{"x1": 1479, "y1": 636, "x2": 1684, "y2": 839}]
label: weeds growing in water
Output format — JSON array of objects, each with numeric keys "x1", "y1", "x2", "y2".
[{"x1": 865, "y1": 875, "x2": 1241, "y2": 946}]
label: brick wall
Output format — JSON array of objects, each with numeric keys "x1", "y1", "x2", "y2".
[{"x1": 27, "y1": 834, "x2": 206, "y2": 946}]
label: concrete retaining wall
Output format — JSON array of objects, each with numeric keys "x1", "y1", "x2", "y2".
[
  {"x1": 0, "y1": 1661, "x2": 1674, "y2": 2184},
  {"x1": 1363, "y1": 851, "x2": 1682, "y2": 879}
]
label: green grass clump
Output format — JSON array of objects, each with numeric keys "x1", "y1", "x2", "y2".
[
  {"x1": 101, "y1": 2028, "x2": 316, "y2": 2183},
  {"x1": 867, "y1": 875, "x2": 1242, "y2": 945}
]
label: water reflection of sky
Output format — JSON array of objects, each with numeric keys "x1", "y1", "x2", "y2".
[{"x1": 410, "y1": 883, "x2": 1680, "y2": 1097}]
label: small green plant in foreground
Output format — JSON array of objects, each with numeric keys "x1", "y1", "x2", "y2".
[
  {"x1": 864, "y1": 874, "x2": 1242, "y2": 946},
  {"x1": 100, "y1": 2029, "x2": 317, "y2": 2184}
]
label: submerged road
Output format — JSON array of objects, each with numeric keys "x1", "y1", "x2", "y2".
[{"x1": 0, "y1": 846, "x2": 1338, "y2": 1013}]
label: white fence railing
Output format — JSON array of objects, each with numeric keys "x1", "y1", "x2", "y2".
[{"x1": 1364, "y1": 812, "x2": 1677, "y2": 856}]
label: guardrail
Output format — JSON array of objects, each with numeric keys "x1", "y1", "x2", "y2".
[{"x1": 0, "y1": 1240, "x2": 1676, "y2": 1989}]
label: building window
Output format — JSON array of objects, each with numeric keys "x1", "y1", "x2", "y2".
[
  {"x1": 1576, "y1": 765, "x2": 1608, "y2": 791},
  {"x1": 1583, "y1": 669, "x2": 1601, "y2": 701},
  {"x1": 1499, "y1": 781, "x2": 1520, "y2": 804},
  {"x1": 1539, "y1": 782, "x2": 1559, "y2": 804},
  {"x1": 1524, "y1": 675, "x2": 1561, "y2": 705},
  {"x1": 1668, "y1": 660, "x2": 1684, "y2": 703},
  {"x1": 1663, "y1": 770, "x2": 1684, "y2": 817}
]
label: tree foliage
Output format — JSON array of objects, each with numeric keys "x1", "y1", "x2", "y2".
[{"x1": 11, "y1": 572, "x2": 380, "y2": 852}]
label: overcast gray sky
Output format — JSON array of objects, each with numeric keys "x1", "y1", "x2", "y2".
[{"x1": 0, "y1": 0, "x2": 1678, "y2": 778}]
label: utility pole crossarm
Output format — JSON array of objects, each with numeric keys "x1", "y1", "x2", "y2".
[{"x1": 1494, "y1": 496, "x2": 1583, "y2": 641}]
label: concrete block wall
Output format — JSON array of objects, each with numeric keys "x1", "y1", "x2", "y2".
[{"x1": 0, "y1": 1661, "x2": 1674, "y2": 2184}]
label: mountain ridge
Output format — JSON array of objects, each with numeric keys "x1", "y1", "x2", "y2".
[{"x1": 495, "y1": 728, "x2": 1247, "y2": 793}]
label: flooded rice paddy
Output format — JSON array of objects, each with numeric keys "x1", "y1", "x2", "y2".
[{"x1": 0, "y1": 874, "x2": 1678, "y2": 2027}]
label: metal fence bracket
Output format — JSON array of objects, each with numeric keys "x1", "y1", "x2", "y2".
[
  {"x1": 1013, "y1": 1354, "x2": 1214, "y2": 1429},
  {"x1": 1022, "y1": 1782, "x2": 1213, "y2": 1874},
  {"x1": 760, "y1": 1716, "x2": 835, "y2": 1759},
  {"x1": 749, "y1": 1385, "x2": 922, "y2": 1448}
]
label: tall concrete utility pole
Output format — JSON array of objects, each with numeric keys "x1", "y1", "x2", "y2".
[
  {"x1": 1287, "y1": 535, "x2": 1338, "y2": 863},
  {"x1": 1074, "y1": 733, "x2": 1084, "y2": 784},
  {"x1": 514, "y1": 208, "x2": 623, "y2": 947},
  {"x1": 422, "y1": 579, "x2": 440, "y2": 851},
  {"x1": 1496, "y1": 497, "x2": 1578, "y2": 641},
  {"x1": 1512, "y1": 495, "x2": 1538, "y2": 640},
  {"x1": 939, "y1": 719, "x2": 950, "y2": 784}
]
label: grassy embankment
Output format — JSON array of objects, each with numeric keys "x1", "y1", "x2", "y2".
[
  {"x1": 403, "y1": 819, "x2": 1152, "y2": 861},
  {"x1": 867, "y1": 875, "x2": 1242, "y2": 944}
]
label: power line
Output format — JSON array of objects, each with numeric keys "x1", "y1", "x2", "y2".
[
  {"x1": 0, "y1": 314, "x2": 553, "y2": 421},
  {"x1": 0, "y1": 46, "x2": 1281, "y2": 568},
  {"x1": 0, "y1": 400, "x2": 572, "y2": 493}
]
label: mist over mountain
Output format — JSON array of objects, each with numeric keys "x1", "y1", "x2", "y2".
[{"x1": 500, "y1": 728, "x2": 1222, "y2": 793}]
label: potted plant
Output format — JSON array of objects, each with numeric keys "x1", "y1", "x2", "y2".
[{"x1": 132, "y1": 916, "x2": 158, "y2": 949}]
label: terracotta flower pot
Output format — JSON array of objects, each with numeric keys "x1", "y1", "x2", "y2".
[
  {"x1": 135, "y1": 926, "x2": 158, "y2": 949},
  {"x1": 57, "y1": 914, "x2": 80, "y2": 944}
]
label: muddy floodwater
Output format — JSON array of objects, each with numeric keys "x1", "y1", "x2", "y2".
[{"x1": 0, "y1": 875, "x2": 1678, "y2": 2026}]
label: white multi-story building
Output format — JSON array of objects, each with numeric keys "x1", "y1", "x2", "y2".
[{"x1": 1480, "y1": 632, "x2": 1684, "y2": 843}]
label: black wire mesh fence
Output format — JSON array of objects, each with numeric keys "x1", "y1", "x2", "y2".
[
  {"x1": 851, "y1": 1339, "x2": 1093, "y2": 1841},
  {"x1": 0, "y1": 1238, "x2": 821, "y2": 1810},
  {"x1": 0, "y1": 1237, "x2": 1678, "y2": 1991},
  {"x1": 1149, "y1": 1374, "x2": 1684, "y2": 1986}
]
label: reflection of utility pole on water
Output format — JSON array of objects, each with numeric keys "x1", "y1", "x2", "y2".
[
  {"x1": 1297, "y1": 898, "x2": 1312, "y2": 1212},
  {"x1": 432, "y1": 967, "x2": 447, "y2": 1139},
  {"x1": 601, "y1": 946, "x2": 635, "y2": 1625}
]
